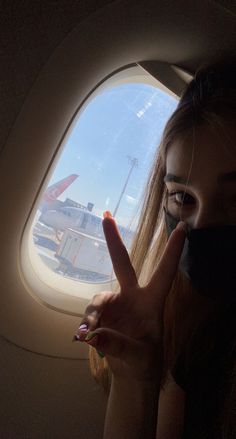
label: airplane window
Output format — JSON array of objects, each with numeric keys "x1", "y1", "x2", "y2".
[{"x1": 28, "y1": 66, "x2": 178, "y2": 302}]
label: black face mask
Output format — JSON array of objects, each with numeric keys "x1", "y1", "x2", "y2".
[{"x1": 164, "y1": 207, "x2": 236, "y2": 303}]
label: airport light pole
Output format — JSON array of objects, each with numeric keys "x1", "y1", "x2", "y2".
[{"x1": 113, "y1": 155, "x2": 138, "y2": 218}]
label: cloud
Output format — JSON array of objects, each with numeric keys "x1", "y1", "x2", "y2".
[{"x1": 126, "y1": 195, "x2": 138, "y2": 206}]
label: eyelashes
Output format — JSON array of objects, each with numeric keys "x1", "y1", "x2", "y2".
[
  {"x1": 167, "y1": 191, "x2": 195, "y2": 207},
  {"x1": 167, "y1": 191, "x2": 236, "y2": 216}
]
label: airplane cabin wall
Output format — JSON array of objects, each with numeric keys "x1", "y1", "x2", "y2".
[
  {"x1": 0, "y1": 336, "x2": 107, "y2": 438},
  {"x1": 0, "y1": 2, "x2": 112, "y2": 438}
]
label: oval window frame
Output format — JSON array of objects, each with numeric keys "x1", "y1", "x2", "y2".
[{"x1": 21, "y1": 64, "x2": 178, "y2": 316}]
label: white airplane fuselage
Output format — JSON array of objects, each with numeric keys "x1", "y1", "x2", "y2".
[{"x1": 38, "y1": 206, "x2": 133, "y2": 246}]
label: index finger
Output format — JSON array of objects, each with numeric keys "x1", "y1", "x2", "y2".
[
  {"x1": 102, "y1": 211, "x2": 138, "y2": 290},
  {"x1": 148, "y1": 221, "x2": 187, "y2": 301}
]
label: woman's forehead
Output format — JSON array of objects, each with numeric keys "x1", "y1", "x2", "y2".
[{"x1": 166, "y1": 124, "x2": 236, "y2": 180}]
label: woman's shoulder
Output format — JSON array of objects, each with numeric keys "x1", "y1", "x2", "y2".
[
  {"x1": 170, "y1": 305, "x2": 236, "y2": 438},
  {"x1": 172, "y1": 304, "x2": 236, "y2": 390}
]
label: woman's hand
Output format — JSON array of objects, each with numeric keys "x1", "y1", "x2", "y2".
[{"x1": 74, "y1": 212, "x2": 186, "y2": 382}]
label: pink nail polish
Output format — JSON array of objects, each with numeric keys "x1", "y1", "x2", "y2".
[
  {"x1": 77, "y1": 324, "x2": 88, "y2": 335},
  {"x1": 79, "y1": 323, "x2": 88, "y2": 330}
]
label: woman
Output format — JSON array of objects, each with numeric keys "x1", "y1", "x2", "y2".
[{"x1": 74, "y1": 57, "x2": 236, "y2": 438}]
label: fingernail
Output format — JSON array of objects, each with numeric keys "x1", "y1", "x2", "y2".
[
  {"x1": 103, "y1": 211, "x2": 112, "y2": 219},
  {"x1": 85, "y1": 332, "x2": 98, "y2": 342},
  {"x1": 176, "y1": 221, "x2": 187, "y2": 232},
  {"x1": 97, "y1": 350, "x2": 105, "y2": 358},
  {"x1": 78, "y1": 323, "x2": 88, "y2": 331}
]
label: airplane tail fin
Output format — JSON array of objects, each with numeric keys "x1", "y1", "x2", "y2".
[{"x1": 43, "y1": 174, "x2": 78, "y2": 203}]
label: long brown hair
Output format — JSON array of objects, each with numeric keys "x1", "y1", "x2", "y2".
[{"x1": 89, "y1": 56, "x2": 236, "y2": 436}]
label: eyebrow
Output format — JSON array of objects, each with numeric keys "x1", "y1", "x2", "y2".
[
  {"x1": 164, "y1": 174, "x2": 186, "y2": 184},
  {"x1": 164, "y1": 172, "x2": 236, "y2": 185}
]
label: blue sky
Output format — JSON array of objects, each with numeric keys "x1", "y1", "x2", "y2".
[{"x1": 46, "y1": 83, "x2": 177, "y2": 229}]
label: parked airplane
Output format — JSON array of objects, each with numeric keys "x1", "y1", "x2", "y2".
[
  {"x1": 38, "y1": 205, "x2": 134, "y2": 247},
  {"x1": 39, "y1": 174, "x2": 78, "y2": 211}
]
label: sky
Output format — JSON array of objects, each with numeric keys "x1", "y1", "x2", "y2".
[{"x1": 44, "y1": 83, "x2": 178, "y2": 229}]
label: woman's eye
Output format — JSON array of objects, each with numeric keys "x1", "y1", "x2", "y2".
[{"x1": 168, "y1": 191, "x2": 195, "y2": 207}]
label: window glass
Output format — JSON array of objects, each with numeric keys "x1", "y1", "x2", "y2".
[{"x1": 31, "y1": 80, "x2": 178, "y2": 287}]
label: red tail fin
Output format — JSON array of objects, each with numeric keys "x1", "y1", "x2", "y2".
[{"x1": 43, "y1": 174, "x2": 78, "y2": 203}]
